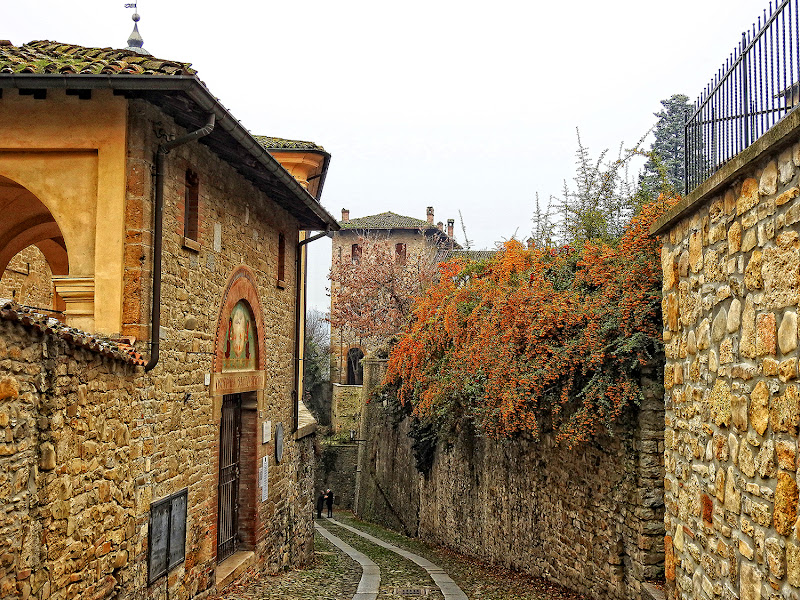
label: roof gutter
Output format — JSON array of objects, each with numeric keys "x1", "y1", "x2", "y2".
[
  {"x1": 1, "y1": 73, "x2": 339, "y2": 230},
  {"x1": 144, "y1": 112, "x2": 216, "y2": 372},
  {"x1": 292, "y1": 228, "x2": 333, "y2": 432}
]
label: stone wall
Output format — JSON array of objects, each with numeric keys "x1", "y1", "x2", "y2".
[
  {"x1": 0, "y1": 245, "x2": 54, "y2": 310},
  {"x1": 355, "y1": 358, "x2": 665, "y2": 599},
  {"x1": 315, "y1": 444, "x2": 358, "y2": 511},
  {"x1": 332, "y1": 383, "x2": 362, "y2": 434},
  {"x1": 655, "y1": 112, "x2": 800, "y2": 600},
  {"x1": 0, "y1": 317, "x2": 138, "y2": 600}
]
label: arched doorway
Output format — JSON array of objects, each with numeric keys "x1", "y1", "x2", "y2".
[
  {"x1": 346, "y1": 347, "x2": 364, "y2": 385},
  {"x1": 0, "y1": 175, "x2": 68, "y2": 316},
  {"x1": 211, "y1": 266, "x2": 267, "y2": 565}
]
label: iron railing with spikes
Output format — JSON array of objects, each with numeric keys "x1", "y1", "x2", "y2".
[{"x1": 686, "y1": 0, "x2": 800, "y2": 193}]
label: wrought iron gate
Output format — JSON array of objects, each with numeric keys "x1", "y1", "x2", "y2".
[{"x1": 217, "y1": 393, "x2": 241, "y2": 562}]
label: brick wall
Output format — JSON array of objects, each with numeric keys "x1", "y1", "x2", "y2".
[{"x1": 656, "y1": 111, "x2": 800, "y2": 599}]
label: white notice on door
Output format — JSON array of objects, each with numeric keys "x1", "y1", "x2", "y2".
[{"x1": 261, "y1": 456, "x2": 268, "y2": 501}]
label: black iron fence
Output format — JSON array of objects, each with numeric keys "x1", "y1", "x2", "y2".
[{"x1": 686, "y1": 0, "x2": 800, "y2": 193}]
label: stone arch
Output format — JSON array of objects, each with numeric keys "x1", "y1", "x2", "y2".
[
  {"x1": 213, "y1": 265, "x2": 267, "y2": 373},
  {"x1": 0, "y1": 174, "x2": 69, "y2": 277}
]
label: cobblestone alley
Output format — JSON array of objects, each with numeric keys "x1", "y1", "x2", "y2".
[{"x1": 210, "y1": 513, "x2": 594, "y2": 600}]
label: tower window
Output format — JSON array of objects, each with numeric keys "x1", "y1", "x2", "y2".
[
  {"x1": 395, "y1": 243, "x2": 407, "y2": 264},
  {"x1": 351, "y1": 244, "x2": 362, "y2": 264},
  {"x1": 278, "y1": 233, "x2": 286, "y2": 284},
  {"x1": 184, "y1": 170, "x2": 200, "y2": 241}
]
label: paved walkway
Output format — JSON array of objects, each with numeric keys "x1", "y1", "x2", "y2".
[
  {"x1": 315, "y1": 522, "x2": 379, "y2": 600},
  {"x1": 322, "y1": 519, "x2": 469, "y2": 600}
]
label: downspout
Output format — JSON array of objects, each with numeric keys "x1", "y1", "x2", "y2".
[
  {"x1": 293, "y1": 228, "x2": 332, "y2": 431},
  {"x1": 144, "y1": 113, "x2": 216, "y2": 372}
]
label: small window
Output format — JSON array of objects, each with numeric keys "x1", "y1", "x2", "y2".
[
  {"x1": 395, "y1": 243, "x2": 407, "y2": 264},
  {"x1": 277, "y1": 233, "x2": 286, "y2": 285},
  {"x1": 184, "y1": 170, "x2": 200, "y2": 242},
  {"x1": 148, "y1": 489, "x2": 188, "y2": 584},
  {"x1": 351, "y1": 243, "x2": 362, "y2": 264}
]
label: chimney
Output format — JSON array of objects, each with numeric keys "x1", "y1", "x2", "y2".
[
  {"x1": 437, "y1": 221, "x2": 443, "y2": 231},
  {"x1": 447, "y1": 219, "x2": 454, "y2": 239},
  {"x1": 426, "y1": 206, "x2": 434, "y2": 224},
  {"x1": 341, "y1": 208, "x2": 350, "y2": 223}
]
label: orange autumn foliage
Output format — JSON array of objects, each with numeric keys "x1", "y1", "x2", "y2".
[{"x1": 383, "y1": 200, "x2": 673, "y2": 446}]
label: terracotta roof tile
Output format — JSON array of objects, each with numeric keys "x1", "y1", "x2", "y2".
[
  {"x1": 441, "y1": 249, "x2": 497, "y2": 262},
  {"x1": 253, "y1": 135, "x2": 325, "y2": 152},
  {"x1": 0, "y1": 40, "x2": 195, "y2": 76},
  {"x1": 0, "y1": 300, "x2": 145, "y2": 366},
  {"x1": 339, "y1": 212, "x2": 437, "y2": 231}
]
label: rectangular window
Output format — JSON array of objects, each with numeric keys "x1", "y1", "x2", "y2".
[
  {"x1": 351, "y1": 243, "x2": 362, "y2": 264},
  {"x1": 278, "y1": 233, "x2": 286, "y2": 285},
  {"x1": 184, "y1": 170, "x2": 200, "y2": 242},
  {"x1": 148, "y1": 489, "x2": 188, "y2": 584},
  {"x1": 395, "y1": 243, "x2": 407, "y2": 264}
]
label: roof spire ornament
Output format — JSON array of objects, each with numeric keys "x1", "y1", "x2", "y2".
[{"x1": 124, "y1": 2, "x2": 151, "y2": 55}]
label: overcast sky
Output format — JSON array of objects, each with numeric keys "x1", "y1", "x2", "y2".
[{"x1": 5, "y1": 0, "x2": 769, "y2": 311}]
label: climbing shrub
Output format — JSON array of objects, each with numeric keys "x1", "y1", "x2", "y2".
[{"x1": 383, "y1": 199, "x2": 673, "y2": 447}]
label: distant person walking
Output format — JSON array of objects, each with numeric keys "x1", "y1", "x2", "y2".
[
  {"x1": 325, "y1": 488, "x2": 334, "y2": 518},
  {"x1": 316, "y1": 491, "x2": 325, "y2": 519}
]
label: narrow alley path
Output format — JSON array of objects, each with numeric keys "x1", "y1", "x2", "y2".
[{"x1": 211, "y1": 513, "x2": 591, "y2": 600}]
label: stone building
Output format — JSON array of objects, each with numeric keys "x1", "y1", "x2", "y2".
[
  {"x1": 0, "y1": 39, "x2": 337, "y2": 599},
  {"x1": 329, "y1": 207, "x2": 456, "y2": 387}
]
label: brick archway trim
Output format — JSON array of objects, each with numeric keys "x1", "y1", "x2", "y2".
[{"x1": 213, "y1": 265, "x2": 266, "y2": 373}]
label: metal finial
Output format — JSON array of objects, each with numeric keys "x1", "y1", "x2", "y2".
[{"x1": 124, "y1": 2, "x2": 151, "y2": 55}]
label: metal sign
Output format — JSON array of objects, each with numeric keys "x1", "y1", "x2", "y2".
[{"x1": 148, "y1": 488, "x2": 188, "y2": 584}]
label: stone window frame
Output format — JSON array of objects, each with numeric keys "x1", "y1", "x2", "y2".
[{"x1": 351, "y1": 243, "x2": 362, "y2": 265}]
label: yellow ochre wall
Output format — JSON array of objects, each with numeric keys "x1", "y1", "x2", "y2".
[{"x1": 0, "y1": 89, "x2": 127, "y2": 334}]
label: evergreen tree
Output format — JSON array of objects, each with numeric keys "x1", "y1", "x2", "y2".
[{"x1": 639, "y1": 94, "x2": 691, "y2": 198}]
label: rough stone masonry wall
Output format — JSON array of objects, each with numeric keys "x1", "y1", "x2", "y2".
[
  {"x1": 122, "y1": 99, "x2": 314, "y2": 597},
  {"x1": 0, "y1": 318, "x2": 138, "y2": 600},
  {"x1": 0, "y1": 245, "x2": 54, "y2": 310},
  {"x1": 659, "y1": 123, "x2": 800, "y2": 599},
  {"x1": 355, "y1": 358, "x2": 665, "y2": 600}
]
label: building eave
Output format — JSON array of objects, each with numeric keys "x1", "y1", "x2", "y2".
[{"x1": 0, "y1": 73, "x2": 340, "y2": 231}]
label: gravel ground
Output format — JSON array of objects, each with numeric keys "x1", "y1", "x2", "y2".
[{"x1": 210, "y1": 512, "x2": 593, "y2": 600}]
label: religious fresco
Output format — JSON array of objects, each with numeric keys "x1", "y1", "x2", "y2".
[{"x1": 222, "y1": 300, "x2": 257, "y2": 372}]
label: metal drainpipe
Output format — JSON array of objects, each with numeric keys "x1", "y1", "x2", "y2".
[
  {"x1": 293, "y1": 228, "x2": 332, "y2": 431},
  {"x1": 144, "y1": 113, "x2": 216, "y2": 372}
]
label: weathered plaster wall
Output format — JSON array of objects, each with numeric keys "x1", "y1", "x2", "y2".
[
  {"x1": 355, "y1": 358, "x2": 665, "y2": 600},
  {"x1": 658, "y1": 120, "x2": 800, "y2": 599},
  {"x1": 0, "y1": 90, "x2": 128, "y2": 334}
]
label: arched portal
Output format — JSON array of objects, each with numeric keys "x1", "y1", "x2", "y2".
[
  {"x1": 0, "y1": 175, "x2": 68, "y2": 315},
  {"x1": 210, "y1": 266, "x2": 267, "y2": 565},
  {"x1": 346, "y1": 347, "x2": 364, "y2": 385}
]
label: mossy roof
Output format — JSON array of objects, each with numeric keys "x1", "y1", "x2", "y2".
[
  {"x1": 339, "y1": 212, "x2": 437, "y2": 231},
  {"x1": 253, "y1": 135, "x2": 326, "y2": 153},
  {"x1": 0, "y1": 40, "x2": 195, "y2": 75}
]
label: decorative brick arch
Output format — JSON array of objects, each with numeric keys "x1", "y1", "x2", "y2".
[{"x1": 213, "y1": 265, "x2": 266, "y2": 373}]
